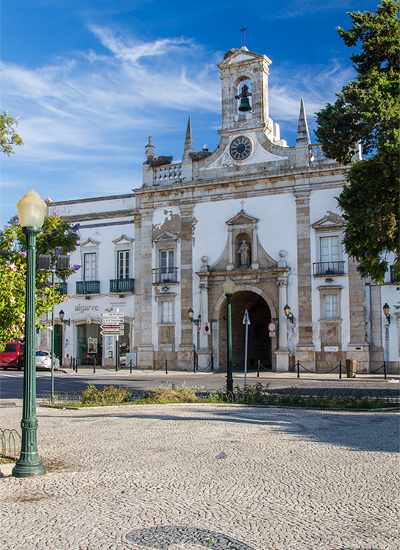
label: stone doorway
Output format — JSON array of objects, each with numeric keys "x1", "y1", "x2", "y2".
[{"x1": 218, "y1": 290, "x2": 272, "y2": 371}]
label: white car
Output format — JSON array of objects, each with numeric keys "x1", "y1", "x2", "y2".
[{"x1": 35, "y1": 351, "x2": 60, "y2": 370}]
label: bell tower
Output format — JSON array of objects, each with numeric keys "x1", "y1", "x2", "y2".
[{"x1": 218, "y1": 48, "x2": 273, "y2": 137}]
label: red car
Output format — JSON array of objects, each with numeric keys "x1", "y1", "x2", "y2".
[{"x1": 0, "y1": 341, "x2": 25, "y2": 370}]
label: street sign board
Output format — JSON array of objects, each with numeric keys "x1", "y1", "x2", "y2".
[
  {"x1": 101, "y1": 329, "x2": 124, "y2": 336},
  {"x1": 101, "y1": 313, "x2": 123, "y2": 318}
]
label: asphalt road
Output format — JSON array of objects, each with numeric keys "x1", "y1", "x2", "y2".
[{"x1": 1, "y1": 366, "x2": 399, "y2": 401}]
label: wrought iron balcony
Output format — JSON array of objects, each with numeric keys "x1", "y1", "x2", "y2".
[
  {"x1": 76, "y1": 281, "x2": 100, "y2": 295},
  {"x1": 110, "y1": 278, "x2": 135, "y2": 293},
  {"x1": 152, "y1": 267, "x2": 179, "y2": 285},
  {"x1": 56, "y1": 282, "x2": 68, "y2": 295},
  {"x1": 313, "y1": 261, "x2": 345, "y2": 276}
]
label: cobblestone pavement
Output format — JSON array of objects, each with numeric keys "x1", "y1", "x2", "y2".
[{"x1": 1, "y1": 402, "x2": 399, "y2": 550}]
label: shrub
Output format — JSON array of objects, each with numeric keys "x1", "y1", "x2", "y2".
[{"x1": 81, "y1": 384, "x2": 132, "y2": 405}]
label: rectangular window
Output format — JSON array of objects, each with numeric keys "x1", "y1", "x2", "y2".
[
  {"x1": 161, "y1": 301, "x2": 173, "y2": 323},
  {"x1": 320, "y1": 236, "x2": 339, "y2": 262},
  {"x1": 324, "y1": 295, "x2": 338, "y2": 320},
  {"x1": 160, "y1": 250, "x2": 174, "y2": 272},
  {"x1": 117, "y1": 250, "x2": 130, "y2": 280},
  {"x1": 84, "y1": 253, "x2": 96, "y2": 281}
]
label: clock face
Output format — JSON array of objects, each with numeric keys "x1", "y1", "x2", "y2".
[{"x1": 230, "y1": 136, "x2": 252, "y2": 160}]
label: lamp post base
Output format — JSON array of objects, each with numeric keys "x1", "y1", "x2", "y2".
[{"x1": 12, "y1": 456, "x2": 46, "y2": 478}]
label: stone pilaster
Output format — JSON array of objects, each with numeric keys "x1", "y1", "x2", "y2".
[
  {"x1": 369, "y1": 283, "x2": 384, "y2": 370},
  {"x1": 134, "y1": 208, "x2": 154, "y2": 369},
  {"x1": 275, "y1": 276, "x2": 290, "y2": 372},
  {"x1": 347, "y1": 258, "x2": 369, "y2": 372},
  {"x1": 294, "y1": 190, "x2": 315, "y2": 371},
  {"x1": 197, "y1": 280, "x2": 212, "y2": 371},
  {"x1": 178, "y1": 203, "x2": 195, "y2": 370}
]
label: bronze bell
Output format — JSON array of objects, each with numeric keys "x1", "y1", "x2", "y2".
[{"x1": 238, "y1": 96, "x2": 252, "y2": 112}]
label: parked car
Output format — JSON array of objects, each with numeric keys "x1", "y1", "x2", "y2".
[
  {"x1": 0, "y1": 342, "x2": 25, "y2": 370},
  {"x1": 35, "y1": 351, "x2": 60, "y2": 370}
]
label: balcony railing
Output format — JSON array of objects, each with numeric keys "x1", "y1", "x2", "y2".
[
  {"x1": 56, "y1": 282, "x2": 68, "y2": 295},
  {"x1": 152, "y1": 268, "x2": 179, "y2": 285},
  {"x1": 76, "y1": 281, "x2": 100, "y2": 295},
  {"x1": 110, "y1": 278, "x2": 135, "y2": 293},
  {"x1": 313, "y1": 261, "x2": 345, "y2": 276}
]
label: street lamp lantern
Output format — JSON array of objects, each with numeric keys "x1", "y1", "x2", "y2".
[
  {"x1": 223, "y1": 277, "x2": 235, "y2": 296},
  {"x1": 383, "y1": 303, "x2": 390, "y2": 324},
  {"x1": 223, "y1": 278, "x2": 235, "y2": 397},
  {"x1": 284, "y1": 304, "x2": 295, "y2": 324},
  {"x1": 16, "y1": 189, "x2": 47, "y2": 228},
  {"x1": 59, "y1": 310, "x2": 70, "y2": 326},
  {"x1": 188, "y1": 308, "x2": 194, "y2": 320},
  {"x1": 13, "y1": 189, "x2": 47, "y2": 478}
]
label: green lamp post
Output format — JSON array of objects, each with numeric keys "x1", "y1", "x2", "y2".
[
  {"x1": 12, "y1": 189, "x2": 47, "y2": 478},
  {"x1": 223, "y1": 277, "x2": 235, "y2": 397}
]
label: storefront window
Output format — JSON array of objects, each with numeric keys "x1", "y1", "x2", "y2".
[{"x1": 77, "y1": 324, "x2": 103, "y2": 365}]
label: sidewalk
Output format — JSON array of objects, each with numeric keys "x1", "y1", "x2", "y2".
[
  {"x1": 1, "y1": 401, "x2": 399, "y2": 550},
  {"x1": 61, "y1": 364, "x2": 400, "y2": 381}
]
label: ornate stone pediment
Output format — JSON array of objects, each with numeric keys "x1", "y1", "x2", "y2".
[
  {"x1": 311, "y1": 211, "x2": 345, "y2": 232},
  {"x1": 113, "y1": 234, "x2": 134, "y2": 245},
  {"x1": 81, "y1": 237, "x2": 100, "y2": 247},
  {"x1": 218, "y1": 49, "x2": 269, "y2": 68},
  {"x1": 226, "y1": 211, "x2": 259, "y2": 226},
  {"x1": 153, "y1": 231, "x2": 179, "y2": 243}
]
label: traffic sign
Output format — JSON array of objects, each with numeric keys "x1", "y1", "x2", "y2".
[
  {"x1": 101, "y1": 329, "x2": 124, "y2": 336},
  {"x1": 101, "y1": 318, "x2": 124, "y2": 324},
  {"x1": 101, "y1": 324, "x2": 123, "y2": 330},
  {"x1": 101, "y1": 312, "x2": 123, "y2": 317}
]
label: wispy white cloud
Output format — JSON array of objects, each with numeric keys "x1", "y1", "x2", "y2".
[
  {"x1": 1, "y1": 24, "x2": 355, "y2": 223},
  {"x1": 269, "y1": 60, "x2": 355, "y2": 126},
  {"x1": 271, "y1": 0, "x2": 354, "y2": 18},
  {"x1": 1, "y1": 27, "x2": 221, "y2": 168}
]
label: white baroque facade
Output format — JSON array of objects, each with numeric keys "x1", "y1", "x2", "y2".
[{"x1": 46, "y1": 47, "x2": 399, "y2": 374}]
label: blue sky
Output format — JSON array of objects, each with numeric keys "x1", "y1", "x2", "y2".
[{"x1": 0, "y1": 0, "x2": 379, "y2": 225}]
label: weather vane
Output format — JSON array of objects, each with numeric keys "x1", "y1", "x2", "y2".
[{"x1": 240, "y1": 26, "x2": 247, "y2": 48}]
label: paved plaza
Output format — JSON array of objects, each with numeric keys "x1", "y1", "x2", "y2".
[{"x1": 1, "y1": 397, "x2": 399, "y2": 550}]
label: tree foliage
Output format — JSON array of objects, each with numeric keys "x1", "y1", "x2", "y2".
[
  {"x1": 0, "y1": 215, "x2": 81, "y2": 350},
  {"x1": 315, "y1": 0, "x2": 400, "y2": 283},
  {"x1": 0, "y1": 111, "x2": 23, "y2": 155}
]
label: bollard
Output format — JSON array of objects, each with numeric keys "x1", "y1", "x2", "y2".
[
  {"x1": 165, "y1": 360, "x2": 168, "y2": 375},
  {"x1": 93, "y1": 358, "x2": 96, "y2": 374},
  {"x1": 129, "y1": 359, "x2": 132, "y2": 374},
  {"x1": 297, "y1": 360, "x2": 300, "y2": 378},
  {"x1": 346, "y1": 359, "x2": 357, "y2": 378},
  {"x1": 339, "y1": 361, "x2": 342, "y2": 379},
  {"x1": 257, "y1": 360, "x2": 260, "y2": 378},
  {"x1": 383, "y1": 361, "x2": 387, "y2": 380}
]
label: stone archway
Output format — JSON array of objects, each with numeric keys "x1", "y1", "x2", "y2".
[{"x1": 218, "y1": 290, "x2": 273, "y2": 371}]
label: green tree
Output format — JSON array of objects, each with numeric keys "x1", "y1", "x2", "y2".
[
  {"x1": 315, "y1": 0, "x2": 400, "y2": 283},
  {"x1": 0, "y1": 111, "x2": 23, "y2": 155},
  {"x1": 0, "y1": 215, "x2": 81, "y2": 349}
]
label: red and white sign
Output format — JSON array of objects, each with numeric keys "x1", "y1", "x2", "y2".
[{"x1": 268, "y1": 321, "x2": 277, "y2": 333}]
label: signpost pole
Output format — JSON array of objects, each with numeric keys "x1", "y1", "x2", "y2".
[{"x1": 243, "y1": 310, "x2": 250, "y2": 394}]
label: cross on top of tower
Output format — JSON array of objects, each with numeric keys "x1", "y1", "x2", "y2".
[{"x1": 240, "y1": 26, "x2": 247, "y2": 48}]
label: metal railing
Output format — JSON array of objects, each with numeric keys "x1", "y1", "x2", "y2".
[
  {"x1": 76, "y1": 281, "x2": 100, "y2": 294},
  {"x1": 0, "y1": 428, "x2": 21, "y2": 460},
  {"x1": 110, "y1": 278, "x2": 135, "y2": 293},
  {"x1": 56, "y1": 282, "x2": 68, "y2": 295},
  {"x1": 152, "y1": 267, "x2": 179, "y2": 284},
  {"x1": 313, "y1": 261, "x2": 345, "y2": 276}
]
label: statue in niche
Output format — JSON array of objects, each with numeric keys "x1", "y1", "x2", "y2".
[{"x1": 238, "y1": 240, "x2": 250, "y2": 267}]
